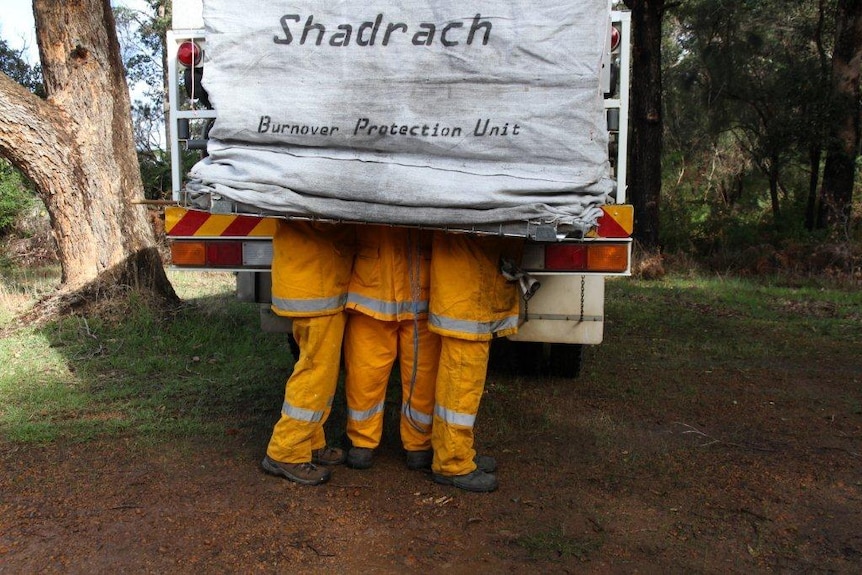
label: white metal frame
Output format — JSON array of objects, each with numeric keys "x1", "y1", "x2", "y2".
[
  {"x1": 607, "y1": 10, "x2": 631, "y2": 205},
  {"x1": 167, "y1": 29, "x2": 216, "y2": 202}
]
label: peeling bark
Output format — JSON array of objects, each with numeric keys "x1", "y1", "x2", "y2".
[{"x1": 0, "y1": 0, "x2": 177, "y2": 308}]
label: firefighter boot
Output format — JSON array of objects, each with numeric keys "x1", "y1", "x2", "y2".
[
  {"x1": 432, "y1": 468, "x2": 498, "y2": 493},
  {"x1": 261, "y1": 455, "x2": 331, "y2": 486},
  {"x1": 347, "y1": 447, "x2": 374, "y2": 469},
  {"x1": 407, "y1": 450, "x2": 497, "y2": 473},
  {"x1": 312, "y1": 446, "x2": 346, "y2": 466}
]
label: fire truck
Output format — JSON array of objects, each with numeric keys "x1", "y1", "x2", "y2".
[{"x1": 164, "y1": 0, "x2": 633, "y2": 377}]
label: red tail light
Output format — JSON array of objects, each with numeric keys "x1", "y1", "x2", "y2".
[
  {"x1": 171, "y1": 241, "x2": 245, "y2": 267},
  {"x1": 610, "y1": 25, "x2": 621, "y2": 52},
  {"x1": 206, "y1": 242, "x2": 243, "y2": 266},
  {"x1": 546, "y1": 245, "x2": 588, "y2": 270},
  {"x1": 177, "y1": 41, "x2": 202, "y2": 68}
]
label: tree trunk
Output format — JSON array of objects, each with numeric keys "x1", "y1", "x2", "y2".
[
  {"x1": 0, "y1": 0, "x2": 177, "y2": 305},
  {"x1": 768, "y1": 157, "x2": 781, "y2": 222},
  {"x1": 818, "y1": 0, "x2": 862, "y2": 233},
  {"x1": 805, "y1": 143, "x2": 821, "y2": 231},
  {"x1": 623, "y1": 0, "x2": 664, "y2": 249}
]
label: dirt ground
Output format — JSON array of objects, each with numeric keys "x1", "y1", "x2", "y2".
[{"x1": 1, "y1": 345, "x2": 861, "y2": 573}]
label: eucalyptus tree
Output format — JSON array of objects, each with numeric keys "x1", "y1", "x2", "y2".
[{"x1": 0, "y1": 0, "x2": 176, "y2": 304}]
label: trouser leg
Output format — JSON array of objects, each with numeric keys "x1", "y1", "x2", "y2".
[
  {"x1": 399, "y1": 318, "x2": 440, "y2": 452},
  {"x1": 430, "y1": 336, "x2": 490, "y2": 476},
  {"x1": 344, "y1": 313, "x2": 397, "y2": 449},
  {"x1": 266, "y1": 313, "x2": 346, "y2": 463}
]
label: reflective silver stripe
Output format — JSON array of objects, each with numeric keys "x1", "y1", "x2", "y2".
[
  {"x1": 347, "y1": 293, "x2": 428, "y2": 316},
  {"x1": 402, "y1": 403, "x2": 433, "y2": 427},
  {"x1": 435, "y1": 404, "x2": 476, "y2": 428},
  {"x1": 428, "y1": 313, "x2": 519, "y2": 335},
  {"x1": 282, "y1": 401, "x2": 325, "y2": 423},
  {"x1": 348, "y1": 401, "x2": 385, "y2": 422},
  {"x1": 272, "y1": 294, "x2": 347, "y2": 313}
]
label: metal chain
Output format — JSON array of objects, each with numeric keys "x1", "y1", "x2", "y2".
[{"x1": 579, "y1": 275, "x2": 586, "y2": 323}]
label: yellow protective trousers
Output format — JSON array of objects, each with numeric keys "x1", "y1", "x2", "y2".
[
  {"x1": 266, "y1": 313, "x2": 346, "y2": 463},
  {"x1": 431, "y1": 336, "x2": 490, "y2": 475},
  {"x1": 428, "y1": 232, "x2": 523, "y2": 476},
  {"x1": 266, "y1": 220, "x2": 355, "y2": 463},
  {"x1": 343, "y1": 313, "x2": 440, "y2": 451},
  {"x1": 344, "y1": 226, "x2": 438, "y2": 451}
]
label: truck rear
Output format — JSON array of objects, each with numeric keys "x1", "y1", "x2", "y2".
[{"x1": 165, "y1": 0, "x2": 633, "y2": 376}]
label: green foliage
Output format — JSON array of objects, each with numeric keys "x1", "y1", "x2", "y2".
[
  {"x1": 137, "y1": 147, "x2": 203, "y2": 200},
  {"x1": 138, "y1": 148, "x2": 172, "y2": 200},
  {"x1": 661, "y1": 0, "x2": 862, "y2": 255},
  {"x1": 0, "y1": 37, "x2": 44, "y2": 96},
  {"x1": 0, "y1": 159, "x2": 37, "y2": 235},
  {"x1": 115, "y1": 1, "x2": 169, "y2": 113},
  {"x1": 114, "y1": 1, "x2": 172, "y2": 159}
]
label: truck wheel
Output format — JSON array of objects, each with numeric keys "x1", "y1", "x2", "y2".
[
  {"x1": 489, "y1": 339, "x2": 544, "y2": 375},
  {"x1": 547, "y1": 343, "x2": 584, "y2": 379}
]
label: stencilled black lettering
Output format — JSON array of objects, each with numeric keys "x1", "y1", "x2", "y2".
[
  {"x1": 257, "y1": 116, "x2": 522, "y2": 140},
  {"x1": 257, "y1": 116, "x2": 340, "y2": 136},
  {"x1": 273, "y1": 13, "x2": 493, "y2": 48},
  {"x1": 473, "y1": 118, "x2": 521, "y2": 136},
  {"x1": 273, "y1": 15, "x2": 300, "y2": 44},
  {"x1": 353, "y1": 118, "x2": 464, "y2": 138}
]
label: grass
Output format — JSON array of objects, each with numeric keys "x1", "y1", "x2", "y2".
[
  {"x1": 601, "y1": 275, "x2": 861, "y2": 369},
  {"x1": 0, "y1": 260, "x2": 61, "y2": 324},
  {"x1": 1, "y1": 265, "x2": 860, "y2": 446},
  {"x1": 1, "y1": 270, "x2": 291, "y2": 443}
]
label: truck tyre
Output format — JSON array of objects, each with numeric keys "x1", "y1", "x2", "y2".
[
  {"x1": 548, "y1": 343, "x2": 584, "y2": 379},
  {"x1": 489, "y1": 339, "x2": 544, "y2": 375}
]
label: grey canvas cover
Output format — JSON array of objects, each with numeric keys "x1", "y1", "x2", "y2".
[{"x1": 185, "y1": 0, "x2": 614, "y2": 237}]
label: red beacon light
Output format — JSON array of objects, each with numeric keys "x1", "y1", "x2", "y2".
[
  {"x1": 610, "y1": 25, "x2": 621, "y2": 52},
  {"x1": 177, "y1": 41, "x2": 202, "y2": 68}
]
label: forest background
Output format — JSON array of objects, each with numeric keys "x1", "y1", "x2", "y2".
[{"x1": 1, "y1": 0, "x2": 860, "y2": 280}]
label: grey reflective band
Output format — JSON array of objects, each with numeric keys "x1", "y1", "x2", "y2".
[
  {"x1": 282, "y1": 401, "x2": 325, "y2": 423},
  {"x1": 402, "y1": 403, "x2": 433, "y2": 426},
  {"x1": 435, "y1": 404, "x2": 476, "y2": 428},
  {"x1": 348, "y1": 401, "x2": 385, "y2": 422},
  {"x1": 347, "y1": 293, "x2": 428, "y2": 316},
  {"x1": 272, "y1": 293, "x2": 347, "y2": 313},
  {"x1": 428, "y1": 313, "x2": 519, "y2": 335}
]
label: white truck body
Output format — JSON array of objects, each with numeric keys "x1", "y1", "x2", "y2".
[{"x1": 165, "y1": 0, "x2": 632, "y2": 375}]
